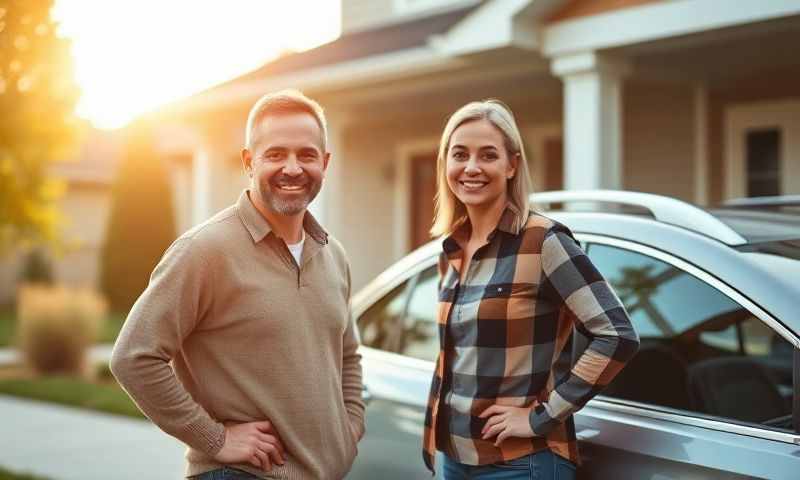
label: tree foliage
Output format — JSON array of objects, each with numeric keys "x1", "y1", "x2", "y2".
[
  {"x1": 0, "y1": 0, "x2": 81, "y2": 255},
  {"x1": 100, "y1": 125, "x2": 176, "y2": 312}
]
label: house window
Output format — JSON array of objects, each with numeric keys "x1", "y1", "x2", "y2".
[{"x1": 746, "y1": 128, "x2": 781, "y2": 197}]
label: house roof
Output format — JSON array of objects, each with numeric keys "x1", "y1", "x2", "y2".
[
  {"x1": 200, "y1": 3, "x2": 481, "y2": 94},
  {"x1": 50, "y1": 128, "x2": 123, "y2": 186}
]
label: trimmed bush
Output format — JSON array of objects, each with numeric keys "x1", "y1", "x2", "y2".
[
  {"x1": 19, "y1": 248, "x2": 54, "y2": 285},
  {"x1": 100, "y1": 125, "x2": 176, "y2": 312},
  {"x1": 16, "y1": 285, "x2": 106, "y2": 376}
]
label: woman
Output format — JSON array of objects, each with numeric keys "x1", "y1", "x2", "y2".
[{"x1": 422, "y1": 100, "x2": 640, "y2": 479}]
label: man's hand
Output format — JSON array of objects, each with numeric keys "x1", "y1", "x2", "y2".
[
  {"x1": 214, "y1": 421, "x2": 286, "y2": 471},
  {"x1": 479, "y1": 404, "x2": 537, "y2": 446}
]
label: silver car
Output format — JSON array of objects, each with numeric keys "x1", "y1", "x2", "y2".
[{"x1": 346, "y1": 191, "x2": 800, "y2": 480}]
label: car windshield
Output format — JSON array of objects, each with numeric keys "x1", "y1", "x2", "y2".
[{"x1": 710, "y1": 207, "x2": 800, "y2": 243}]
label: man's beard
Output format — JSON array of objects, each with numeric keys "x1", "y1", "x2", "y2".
[{"x1": 258, "y1": 174, "x2": 321, "y2": 216}]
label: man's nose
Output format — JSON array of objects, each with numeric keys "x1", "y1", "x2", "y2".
[{"x1": 282, "y1": 155, "x2": 303, "y2": 176}]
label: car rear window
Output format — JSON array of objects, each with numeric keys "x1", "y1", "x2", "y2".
[{"x1": 711, "y1": 208, "x2": 800, "y2": 243}]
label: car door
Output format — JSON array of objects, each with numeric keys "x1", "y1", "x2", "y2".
[
  {"x1": 573, "y1": 235, "x2": 800, "y2": 480},
  {"x1": 347, "y1": 262, "x2": 440, "y2": 479}
]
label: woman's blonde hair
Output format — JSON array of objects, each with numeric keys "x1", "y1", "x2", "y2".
[{"x1": 430, "y1": 99, "x2": 534, "y2": 237}]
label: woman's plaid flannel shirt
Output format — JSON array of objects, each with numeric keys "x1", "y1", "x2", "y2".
[{"x1": 422, "y1": 206, "x2": 640, "y2": 473}]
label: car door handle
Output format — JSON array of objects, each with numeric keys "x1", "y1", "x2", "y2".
[{"x1": 362, "y1": 385, "x2": 373, "y2": 405}]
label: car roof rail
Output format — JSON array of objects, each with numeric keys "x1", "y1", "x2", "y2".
[
  {"x1": 532, "y1": 190, "x2": 747, "y2": 246},
  {"x1": 722, "y1": 195, "x2": 800, "y2": 209}
]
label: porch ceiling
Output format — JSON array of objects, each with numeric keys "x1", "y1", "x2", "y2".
[
  {"x1": 318, "y1": 47, "x2": 558, "y2": 118},
  {"x1": 612, "y1": 14, "x2": 800, "y2": 87}
]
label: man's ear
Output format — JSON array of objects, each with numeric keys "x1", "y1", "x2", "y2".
[
  {"x1": 241, "y1": 148, "x2": 253, "y2": 177},
  {"x1": 322, "y1": 151, "x2": 331, "y2": 172}
]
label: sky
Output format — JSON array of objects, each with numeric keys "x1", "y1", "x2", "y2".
[{"x1": 52, "y1": 0, "x2": 341, "y2": 130}]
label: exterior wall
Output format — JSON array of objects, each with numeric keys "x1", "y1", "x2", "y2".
[
  {"x1": 547, "y1": 0, "x2": 662, "y2": 22},
  {"x1": 623, "y1": 80, "x2": 695, "y2": 201},
  {"x1": 55, "y1": 184, "x2": 112, "y2": 290},
  {"x1": 708, "y1": 65, "x2": 800, "y2": 204}
]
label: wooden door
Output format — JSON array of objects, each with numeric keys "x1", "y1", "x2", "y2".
[{"x1": 410, "y1": 153, "x2": 437, "y2": 249}]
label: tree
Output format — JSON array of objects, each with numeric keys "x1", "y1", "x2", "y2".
[
  {"x1": 100, "y1": 125, "x2": 176, "y2": 312},
  {"x1": 0, "y1": 0, "x2": 82, "y2": 255}
]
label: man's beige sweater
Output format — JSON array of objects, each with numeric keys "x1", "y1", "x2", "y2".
[{"x1": 110, "y1": 191, "x2": 364, "y2": 479}]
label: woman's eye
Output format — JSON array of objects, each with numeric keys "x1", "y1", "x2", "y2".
[{"x1": 452, "y1": 151, "x2": 467, "y2": 161}]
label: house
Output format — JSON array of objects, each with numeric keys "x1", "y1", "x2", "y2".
[
  {"x1": 151, "y1": 0, "x2": 800, "y2": 289},
  {"x1": 8, "y1": 0, "x2": 798, "y2": 300},
  {"x1": 0, "y1": 128, "x2": 122, "y2": 305}
]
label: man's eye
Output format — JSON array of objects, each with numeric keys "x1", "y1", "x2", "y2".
[{"x1": 265, "y1": 152, "x2": 283, "y2": 160}]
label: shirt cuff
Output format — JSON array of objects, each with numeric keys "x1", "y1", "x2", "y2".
[
  {"x1": 529, "y1": 403, "x2": 560, "y2": 437},
  {"x1": 183, "y1": 417, "x2": 226, "y2": 457}
]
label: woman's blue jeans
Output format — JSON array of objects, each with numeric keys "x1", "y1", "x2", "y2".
[{"x1": 442, "y1": 450, "x2": 576, "y2": 480}]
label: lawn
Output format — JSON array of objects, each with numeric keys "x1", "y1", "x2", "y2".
[
  {"x1": 0, "y1": 467, "x2": 50, "y2": 480},
  {"x1": 0, "y1": 374, "x2": 144, "y2": 420},
  {"x1": 0, "y1": 311, "x2": 127, "y2": 347}
]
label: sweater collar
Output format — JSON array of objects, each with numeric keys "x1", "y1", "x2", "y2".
[{"x1": 237, "y1": 189, "x2": 328, "y2": 245}]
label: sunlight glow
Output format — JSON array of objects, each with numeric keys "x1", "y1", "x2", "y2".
[{"x1": 52, "y1": 0, "x2": 341, "y2": 130}]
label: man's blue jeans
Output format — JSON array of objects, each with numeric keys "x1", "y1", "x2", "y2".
[
  {"x1": 188, "y1": 467, "x2": 260, "y2": 480},
  {"x1": 442, "y1": 450, "x2": 576, "y2": 480}
]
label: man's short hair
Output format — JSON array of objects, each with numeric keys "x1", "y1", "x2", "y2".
[{"x1": 244, "y1": 89, "x2": 328, "y2": 150}]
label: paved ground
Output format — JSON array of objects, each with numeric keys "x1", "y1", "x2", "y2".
[
  {"x1": 1, "y1": 346, "x2": 187, "y2": 479},
  {"x1": 0, "y1": 395, "x2": 186, "y2": 480}
]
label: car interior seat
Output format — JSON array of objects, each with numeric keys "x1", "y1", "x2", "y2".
[
  {"x1": 687, "y1": 356, "x2": 786, "y2": 424},
  {"x1": 602, "y1": 344, "x2": 691, "y2": 410}
]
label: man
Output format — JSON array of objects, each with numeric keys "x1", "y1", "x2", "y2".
[{"x1": 111, "y1": 90, "x2": 364, "y2": 480}]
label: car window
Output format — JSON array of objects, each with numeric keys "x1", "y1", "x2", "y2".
[
  {"x1": 586, "y1": 243, "x2": 794, "y2": 432},
  {"x1": 357, "y1": 281, "x2": 410, "y2": 353},
  {"x1": 399, "y1": 266, "x2": 439, "y2": 362},
  {"x1": 356, "y1": 265, "x2": 441, "y2": 362}
]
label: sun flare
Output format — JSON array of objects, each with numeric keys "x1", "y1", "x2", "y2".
[{"x1": 52, "y1": 0, "x2": 341, "y2": 130}]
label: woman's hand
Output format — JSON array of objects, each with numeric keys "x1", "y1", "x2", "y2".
[{"x1": 479, "y1": 404, "x2": 537, "y2": 446}]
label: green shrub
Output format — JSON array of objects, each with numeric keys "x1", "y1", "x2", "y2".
[
  {"x1": 17, "y1": 285, "x2": 106, "y2": 376},
  {"x1": 99, "y1": 126, "x2": 176, "y2": 312},
  {"x1": 18, "y1": 248, "x2": 54, "y2": 285}
]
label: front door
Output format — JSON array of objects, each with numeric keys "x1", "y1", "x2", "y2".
[{"x1": 410, "y1": 152, "x2": 437, "y2": 249}]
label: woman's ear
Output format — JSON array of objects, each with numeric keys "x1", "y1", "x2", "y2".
[{"x1": 508, "y1": 152, "x2": 520, "y2": 179}]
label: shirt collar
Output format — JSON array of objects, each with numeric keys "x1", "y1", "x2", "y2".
[
  {"x1": 442, "y1": 202, "x2": 523, "y2": 255},
  {"x1": 237, "y1": 190, "x2": 328, "y2": 245}
]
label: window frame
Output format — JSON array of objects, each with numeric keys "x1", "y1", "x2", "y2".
[
  {"x1": 579, "y1": 233, "x2": 800, "y2": 444},
  {"x1": 354, "y1": 254, "x2": 439, "y2": 354}
]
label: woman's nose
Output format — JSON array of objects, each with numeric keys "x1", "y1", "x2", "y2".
[{"x1": 464, "y1": 156, "x2": 481, "y2": 174}]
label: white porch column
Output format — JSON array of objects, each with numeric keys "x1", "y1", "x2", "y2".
[
  {"x1": 308, "y1": 111, "x2": 347, "y2": 236},
  {"x1": 551, "y1": 52, "x2": 629, "y2": 190},
  {"x1": 192, "y1": 147, "x2": 212, "y2": 225}
]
